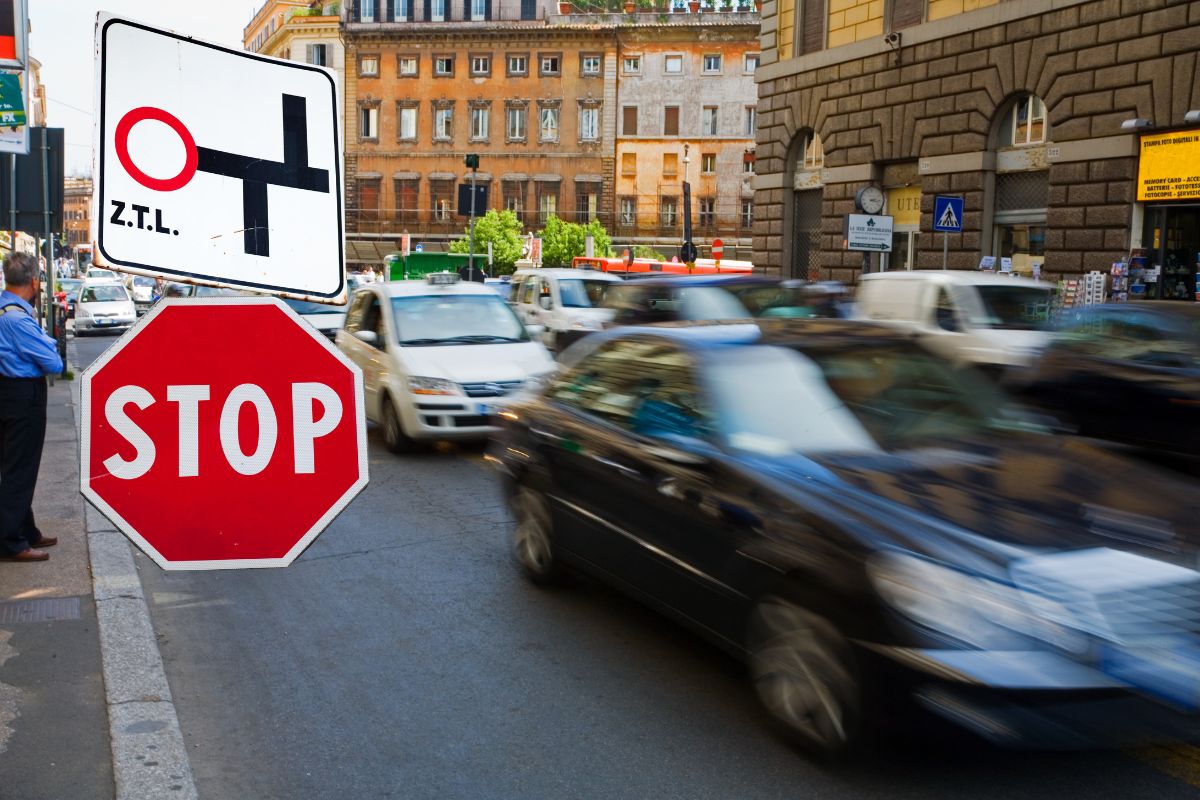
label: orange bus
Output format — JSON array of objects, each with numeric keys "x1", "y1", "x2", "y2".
[{"x1": 570, "y1": 256, "x2": 755, "y2": 276}]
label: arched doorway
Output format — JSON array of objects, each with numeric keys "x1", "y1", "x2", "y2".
[{"x1": 783, "y1": 129, "x2": 824, "y2": 280}]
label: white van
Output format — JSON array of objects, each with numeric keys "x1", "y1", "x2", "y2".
[
  {"x1": 856, "y1": 271, "x2": 1054, "y2": 370},
  {"x1": 509, "y1": 268, "x2": 623, "y2": 350}
]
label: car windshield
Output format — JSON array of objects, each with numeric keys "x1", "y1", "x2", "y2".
[
  {"x1": 81, "y1": 285, "x2": 129, "y2": 303},
  {"x1": 132, "y1": 277, "x2": 156, "y2": 287},
  {"x1": 391, "y1": 294, "x2": 528, "y2": 345},
  {"x1": 969, "y1": 286, "x2": 1053, "y2": 330},
  {"x1": 87, "y1": 269, "x2": 116, "y2": 279},
  {"x1": 727, "y1": 284, "x2": 842, "y2": 319},
  {"x1": 705, "y1": 344, "x2": 1044, "y2": 455},
  {"x1": 283, "y1": 299, "x2": 346, "y2": 315},
  {"x1": 558, "y1": 278, "x2": 617, "y2": 308}
]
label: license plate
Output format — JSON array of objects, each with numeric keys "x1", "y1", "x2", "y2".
[
  {"x1": 476, "y1": 403, "x2": 490, "y2": 416},
  {"x1": 96, "y1": 319, "x2": 114, "y2": 326},
  {"x1": 1101, "y1": 636, "x2": 1200, "y2": 711}
]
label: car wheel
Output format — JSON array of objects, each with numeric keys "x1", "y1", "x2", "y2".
[
  {"x1": 380, "y1": 396, "x2": 418, "y2": 454},
  {"x1": 747, "y1": 597, "x2": 863, "y2": 760},
  {"x1": 510, "y1": 485, "x2": 559, "y2": 584}
]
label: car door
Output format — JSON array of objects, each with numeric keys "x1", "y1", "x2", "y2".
[{"x1": 340, "y1": 292, "x2": 386, "y2": 419}]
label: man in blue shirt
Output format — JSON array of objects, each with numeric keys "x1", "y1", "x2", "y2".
[{"x1": 0, "y1": 252, "x2": 64, "y2": 562}]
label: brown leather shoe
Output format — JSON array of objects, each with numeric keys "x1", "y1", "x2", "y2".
[
  {"x1": 1, "y1": 548, "x2": 49, "y2": 562},
  {"x1": 30, "y1": 535, "x2": 57, "y2": 548}
]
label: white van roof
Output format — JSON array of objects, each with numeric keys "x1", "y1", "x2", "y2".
[{"x1": 860, "y1": 270, "x2": 1051, "y2": 289}]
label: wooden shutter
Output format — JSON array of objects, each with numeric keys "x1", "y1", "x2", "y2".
[
  {"x1": 664, "y1": 106, "x2": 679, "y2": 136},
  {"x1": 464, "y1": 0, "x2": 471, "y2": 19},
  {"x1": 890, "y1": 0, "x2": 923, "y2": 30},
  {"x1": 485, "y1": 0, "x2": 492, "y2": 20},
  {"x1": 521, "y1": 0, "x2": 536, "y2": 19},
  {"x1": 800, "y1": 0, "x2": 825, "y2": 55},
  {"x1": 424, "y1": 0, "x2": 431, "y2": 22},
  {"x1": 623, "y1": 106, "x2": 637, "y2": 136}
]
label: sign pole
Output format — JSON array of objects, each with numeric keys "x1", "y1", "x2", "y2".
[
  {"x1": 7, "y1": 153, "x2": 15, "y2": 252},
  {"x1": 942, "y1": 231, "x2": 948, "y2": 270},
  {"x1": 467, "y1": 166, "x2": 477, "y2": 278},
  {"x1": 40, "y1": 125, "x2": 61, "y2": 373}
]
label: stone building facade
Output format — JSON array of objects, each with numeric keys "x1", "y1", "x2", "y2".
[
  {"x1": 63, "y1": 178, "x2": 93, "y2": 252},
  {"x1": 755, "y1": 0, "x2": 1200, "y2": 297}
]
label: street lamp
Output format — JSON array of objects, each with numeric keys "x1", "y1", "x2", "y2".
[{"x1": 680, "y1": 142, "x2": 697, "y2": 265}]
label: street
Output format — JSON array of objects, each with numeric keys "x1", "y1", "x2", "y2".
[{"x1": 69, "y1": 332, "x2": 1200, "y2": 799}]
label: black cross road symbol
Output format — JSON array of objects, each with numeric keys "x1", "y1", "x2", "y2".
[{"x1": 196, "y1": 94, "x2": 330, "y2": 257}]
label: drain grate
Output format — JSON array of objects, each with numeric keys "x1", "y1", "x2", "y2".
[{"x1": 0, "y1": 597, "x2": 82, "y2": 624}]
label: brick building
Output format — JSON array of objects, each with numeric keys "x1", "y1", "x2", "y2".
[
  {"x1": 63, "y1": 177, "x2": 92, "y2": 252},
  {"x1": 755, "y1": 0, "x2": 1200, "y2": 299}
]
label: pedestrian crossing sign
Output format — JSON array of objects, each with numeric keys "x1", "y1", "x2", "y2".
[{"x1": 933, "y1": 195, "x2": 964, "y2": 232}]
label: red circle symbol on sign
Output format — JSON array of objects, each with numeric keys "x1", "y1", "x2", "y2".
[
  {"x1": 80, "y1": 299, "x2": 368, "y2": 569},
  {"x1": 115, "y1": 106, "x2": 199, "y2": 192},
  {"x1": 711, "y1": 238, "x2": 724, "y2": 259}
]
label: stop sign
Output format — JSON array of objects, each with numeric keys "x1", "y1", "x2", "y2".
[
  {"x1": 80, "y1": 297, "x2": 367, "y2": 570},
  {"x1": 711, "y1": 239, "x2": 724, "y2": 261}
]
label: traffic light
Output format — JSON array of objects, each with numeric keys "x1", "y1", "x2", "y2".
[{"x1": 464, "y1": 153, "x2": 480, "y2": 169}]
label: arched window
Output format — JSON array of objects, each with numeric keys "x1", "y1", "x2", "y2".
[
  {"x1": 801, "y1": 131, "x2": 824, "y2": 170},
  {"x1": 1002, "y1": 95, "x2": 1048, "y2": 147}
]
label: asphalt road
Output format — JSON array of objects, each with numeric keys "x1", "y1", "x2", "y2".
[{"x1": 72, "y1": 330, "x2": 1200, "y2": 800}]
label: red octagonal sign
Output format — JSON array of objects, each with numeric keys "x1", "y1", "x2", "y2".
[{"x1": 81, "y1": 297, "x2": 367, "y2": 570}]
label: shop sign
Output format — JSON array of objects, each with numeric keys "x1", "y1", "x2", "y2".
[
  {"x1": 1137, "y1": 132, "x2": 1200, "y2": 202},
  {"x1": 887, "y1": 186, "x2": 922, "y2": 227},
  {"x1": 846, "y1": 214, "x2": 893, "y2": 252}
]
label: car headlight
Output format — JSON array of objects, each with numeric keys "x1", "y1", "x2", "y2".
[
  {"x1": 869, "y1": 553, "x2": 1083, "y2": 651},
  {"x1": 407, "y1": 376, "x2": 461, "y2": 396}
]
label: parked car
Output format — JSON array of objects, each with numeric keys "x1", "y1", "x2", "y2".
[
  {"x1": 126, "y1": 275, "x2": 157, "y2": 314},
  {"x1": 57, "y1": 277, "x2": 83, "y2": 319},
  {"x1": 75, "y1": 281, "x2": 137, "y2": 335},
  {"x1": 336, "y1": 272, "x2": 555, "y2": 452},
  {"x1": 282, "y1": 297, "x2": 348, "y2": 341},
  {"x1": 85, "y1": 267, "x2": 119, "y2": 281},
  {"x1": 1009, "y1": 303, "x2": 1200, "y2": 469},
  {"x1": 490, "y1": 319, "x2": 1200, "y2": 757},
  {"x1": 856, "y1": 270, "x2": 1054, "y2": 373},
  {"x1": 508, "y1": 268, "x2": 624, "y2": 350}
]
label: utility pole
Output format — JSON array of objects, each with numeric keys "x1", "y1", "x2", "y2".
[
  {"x1": 680, "y1": 142, "x2": 697, "y2": 268},
  {"x1": 465, "y1": 153, "x2": 479, "y2": 280}
]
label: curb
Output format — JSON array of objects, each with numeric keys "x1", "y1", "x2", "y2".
[{"x1": 70, "y1": 351, "x2": 200, "y2": 800}]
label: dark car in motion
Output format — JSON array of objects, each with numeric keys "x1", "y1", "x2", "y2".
[
  {"x1": 1010, "y1": 304, "x2": 1200, "y2": 471},
  {"x1": 489, "y1": 320, "x2": 1200, "y2": 758}
]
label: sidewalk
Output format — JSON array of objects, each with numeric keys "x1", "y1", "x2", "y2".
[{"x1": 0, "y1": 338, "x2": 198, "y2": 800}]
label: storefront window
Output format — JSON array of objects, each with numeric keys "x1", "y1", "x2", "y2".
[
  {"x1": 1140, "y1": 207, "x2": 1200, "y2": 300},
  {"x1": 996, "y1": 224, "x2": 1046, "y2": 274}
]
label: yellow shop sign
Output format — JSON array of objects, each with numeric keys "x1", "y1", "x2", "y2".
[{"x1": 1137, "y1": 132, "x2": 1200, "y2": 202}]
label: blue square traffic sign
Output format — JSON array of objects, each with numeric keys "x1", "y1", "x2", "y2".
[{"x1": 933, "y1": 195, "x2": 964, "y2": 232}]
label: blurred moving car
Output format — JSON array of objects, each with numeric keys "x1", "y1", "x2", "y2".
[
  {"x1": 57, "y1": 277, "x2": 83, "y2": 319},
  {"x1": 490, "y1": 320, "x2": 1200, "y2": 757},
  {"x1": 126, "y1": 275, "x2": 157, "y2": 315},
  {"x1": 509, "y1": 268, "x2": 624, "y2": 349},
  {"x1": 484, "y1": 275, "x2": 513, "y2": 300},
  {"x1": 336, "y1": 273, "x2": 555, "y2": 452},
  {"x1": 857, "y1": 271, "x2": 1054, "y2": 373},
  {"x1": 282, "y1": 297, "x2": 348, "y2": 341},
  {"x1": 75, "y1": 281, "x2": 137, "y2": 335},
  {"x1": 1010, "y1": 303, "x2": 1200, "y2": 468}
]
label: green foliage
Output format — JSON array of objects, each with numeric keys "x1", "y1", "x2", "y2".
[
  {"x1": 537, "y1": 216, "x2": 613, "y2": 268},
  {"x1": 632, "y1": 245, "x2": 667, "y2": 261},
  {"x1": 449, "y1": 209, "x2": 525, "y2": 275}
]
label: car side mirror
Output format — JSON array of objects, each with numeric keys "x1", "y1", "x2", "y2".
[
  {"x1": 538, "y1": 295, "x2": 553, "y2": 310},
  {"x1": 353, "y1": 330, "x2": 380, "y2": 347}
]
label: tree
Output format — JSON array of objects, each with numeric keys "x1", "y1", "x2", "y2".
[
  {"x1": 449, "y1": 209, "x2": 525, "y2": 275},
  {"x1": 632, "y1": 245, "x2": 667, "y2": 261},
  {"x1": 537, "y1": 215, "x2": 612, "y2": 268}
]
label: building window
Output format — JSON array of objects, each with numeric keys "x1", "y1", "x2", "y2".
[
  {"x1": 622, "y1": 55, "x2": 641, "y2": 74},
  {"x1": 745, "y1": 106, "x2": 756, "y2": 136},
  {"x1": 434, "y1": 55, "x2": 454, "y2": 76},
  {"x1": 744, "y1": 53, "x2": 759, "y2": 73},
  {"x1": 702, "y1": 54, "x2": 722, "y2": 73},
  {"x1": 507, "y1": 54, "x2": 528, "y2": 75},
  {"x1": 397, "y1": 103, "x2": 418, "y2": 141},
  {"x1": 359, "y1": 105, "x2": 379, "y2": 140},
  {"x1": 434, "y1": 105, "x2": 454, "y2": 141},
  {"x1": 471, "y1": 0, "x2": 487, "y2": 20},
  {"x1": 802, "y1": 131, "x2": 824, "y2": 169},
  {"x1": 662, "y1": 152, "x2": 678, "y2": 177},
  {"x1": 663, "y1": 106, "x2": 679, "y2": 137},
  {"x1": 538, "y1": 103, "x2": 560, "y2": 143},
  {"x1": 702, "y1": 106, "x2": 718, "y2": 136},
  {"x1": 619, "y1": 197, "x2": 636, "y2": 226},
  {"x1": 664, "y1": 54, "x2": 684, "y2": 74},
  {"x1": 398, "y1": 55, "x2": 419, "y2": 76},
  {"x1": 359, "y1": 55, "x2": 379, "y2": 77},
  {"x1": 660, "y1": 196, "x2": 678, "y2": 228},
  {"x1": 1007, "y1": 95, "x2": 1048, "y2": 147},
  {"x1": 431, "y1": 0, "x2": 446, "y2": 21},
  {"x1": 358, "y1": 178, "x2": 381, "y2": 221},
  {"x1": 581, "y1": 54, "x2": 601, "y2": 76},
  {"x1": 470, "y1": 106, "x2": 490, "y2": 141},
  {"x1": 540, "y1": 54, "x2": 561, "y2": 76},
  {"x1": 503, "y1": 181, "x2": 526, "y2": 218},
  {"x1": 360, "y1": 0, "x2": 377, "y2": 21},
  {"x1": 430, "y1": 180, "x2": 453, "y2": 221},
  {"x1": 397, "y1": 0, "x2": 411, "y2": 18},
  {"x1": 741, "y1": 200, "x2": 753, "y2": 229},
  {"x1": 621, "y1": 152, "x2": 636, "y2": 175},
  {"x1": 743, "y1": 152, "x2": 755, "y2": 173},
  {"x1": 537, "y1": 184, "x2": 559, "y2": 224},
  {"x1": 306, "y1": 44, "x2": 328, "y2": 66},
  {"x1": 395, "y1": 178, "x2": 419, "y2": 222},
  {"x1": 698, "y1": 197, "x2": 715, "y2": 228},
  {"x1": 470, "y1": 54, "x2": 491, "y2": 76},
  {"x1": 576, "y1": 184, "x2": 600, "y2": 223},
  {"x1": 622, "y1": 106, "x2": 638, "y2": 136},
  {"x1": 579, "y1": 106, "x2": 599, "y2": 142},
  {"x1": 506, "y1": 102, "x2": 527, "y2": 141},
  {"x1": 701, "y1": 153, "x2": 716, "y2": 174}
]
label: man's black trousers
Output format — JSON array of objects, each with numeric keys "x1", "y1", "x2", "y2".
[{"x1": 0, "y1": 376, "x2": 47, "y2": 555}]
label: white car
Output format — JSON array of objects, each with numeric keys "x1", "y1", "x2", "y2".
[
  {"x1": 75, "y1": 281, "x2": 137, "y2": 335},
  {"x1": 126, "y1": 275, "x2": 157, "y2": 314},
  {"x1": 337, "y1": 273, "x2": 555, "y2": 451},
  {"x1": 508, "y1": 268, "x2": 623, "y2": 350},
  {"x1": 86, "y1": 267, "x2": 119, "y2": 281}
]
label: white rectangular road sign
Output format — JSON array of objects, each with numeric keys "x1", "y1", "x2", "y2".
[
  {"x1": 846, "y1": 214, "x2": 893, "y2": 252},
  {"x1": 93, "y1": 16, "x2": 344, "y2": 301}
]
